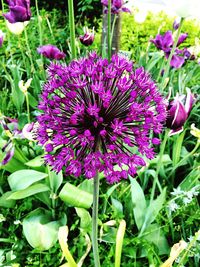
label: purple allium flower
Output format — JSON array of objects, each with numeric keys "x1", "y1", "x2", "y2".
[
  {"x1": 166, "y1": 88, "x2": 195, "y2": 135},
  {"x1": 101, "y1": 0, "x2": 131, "y2": 14},
  {"x1": 79, "y1": 27, "x2": 95, "y2": 46},
  {"x1": 37, "y1": 45, "x2": 66, "y2": 60},
  {"x1": 3, "y1": 0, "x2": 31, "y2": 23},
  {"x1": 37, "y1": 53, "x2": 166, "y2": 183}
]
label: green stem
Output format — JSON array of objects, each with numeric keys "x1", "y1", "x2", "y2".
[
  {"x1": 160, "y1": 18, "x2": 184, "y2": 90},
  {"x1": 107, "y1": 0, "x2": 111, "y2": 61},
  {"x1": 68, "y1": 0, "x2": 76, "y2": 59},
  {"x1": 25, "y1": 92, "x2": 30, "y2": 123},
  {"x1": 24, "y1": 27, "x2": 35, "y2": 72},
  {"x1": 1, "y1": 0, "x2": 4, "y2": 12},
  {"x1": 35, "y1": 0, "x2": 43, "y2": 46},
  {"x1": 14, "y1": 144, "x2": 28, "y2": 163},
  {"x1": 92, "y1": 172, "x2": 101, "y2": 267},
  {"x1": 150, "y1": 129, "x2": 169, "y2": 203},
  {"x1": 110, "y1": 15, "x2": 117, "y2": 48}
]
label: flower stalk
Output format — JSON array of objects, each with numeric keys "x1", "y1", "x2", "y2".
[
  {"x1": 107, "y1": 0, "x2": 111, "y2": 61},
  {"x1": 68, "y1": 0, "x2": 76, "y2": 59},
  {"x1": 92, "y1": 171, "x2": 101, "y2": 267},
  {"x1": 161, "y1": 18, "x2": 184, "y2": 90}
]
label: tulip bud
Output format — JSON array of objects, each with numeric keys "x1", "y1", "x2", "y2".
[
  {"x1": 166, "y1": 88, "x2": 195, "y2": 135},
  {"x1": 0, "y1": 30, "x2": 5, "y2": 47},
  {"x1": 173, "y1": 18, "x2": 181, "y2": 30},
  {"x1": 79, "y1": 27, "x2": 95, "y2": 47},
  {"x1": 19, "y1": 78, "x2": 32, "y2": 94},
  {"x1": 6, "y1": 21, "x2": 29, "y2": 35}
]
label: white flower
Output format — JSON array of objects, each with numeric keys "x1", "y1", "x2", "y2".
[
  {"x1": 171, "y1": 187, "x2": 184, "y2": 196},
  {"x1": 163, "y1": 0, "x2": 200, "y2": 18},
  {"x1": 19, "y1": 78, "x2": 32, "y2": 94},
  {"x1": 183, "y1": 197, "x2": 192, "y2": 205},
  {"x1": 168, "y1": 201, "x2": 180, "y2": 212},
  {"x1": 0, "y1": 214, "x2": 6, "y2": 223}
]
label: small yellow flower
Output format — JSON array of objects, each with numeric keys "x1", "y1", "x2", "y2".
[
  {"x1": 190, "y1": 123, "x2": 200, "y2": 142},
  {"x1": 19, "y1": 78, "x2": 32, "y2": 94}
]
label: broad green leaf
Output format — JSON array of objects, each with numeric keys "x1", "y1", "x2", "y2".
[
  {"x1": 59, "y1": 183, "x2": 93, "y2": 209},
  {"x1": 8, "y1": 183, "x2": 49, "y2": 200},
  {"x1": 48, "y1": 170, "x2": 63, "y2": 193},
  {"x1": 130, "y1": 177, "x2": 146, "y2": 230},
  {"x1": 78, "y1": 179, "x2": 93, "y2": 194},
  {"x1": 23, "y1": 208, "x2": 66, "y2": 251},
  {"x1": 0, "y1": 156, "x2": 26, "y2": 173},
  {"x1": 140, "y1": 188, "x2": 166, "y2": 234},
  {"x1": 25, "y1": 156, "x2": 44, "y2": 167},
  {"x1": 75, "y1": 208, "x2": 92, "y2": 232},
  {"x1": 146, "y1": 52, "x2": 163, "y2": 72},
  {"x1": 140, "y1": 223, "x2": 169, "y2": 256},
  {"x1": 8, "y1": 170, "x2": 48, "y2": 191},
  {"x1": 0, "y1": 191, "x2": 16, "y2": 208}
]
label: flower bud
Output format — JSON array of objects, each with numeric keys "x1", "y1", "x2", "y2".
[
  {"x1": 0, "y1": 30, "x2": 5, "y2": 47},
  {"x1": 173, "y1": 18, "x2": 181, "y2": 30},
  {"x1": 6, "y1": 21, "x2": 29, "y2": 35},
  {"x1": 166, "y1": 88, "x2": 195, "y2": 135},
  {"x1": 79, "y1": 27, "x2": 95, "y2": 47},
  {"x1": 19, "y1": 78, "x2": 32, "y2": 94}
]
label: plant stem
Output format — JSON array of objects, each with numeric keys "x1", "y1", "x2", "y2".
[
  {"x1": 150, "y1": 129, "x2": 169, "y2": 203},
  {"x1": 107, "y1": 0, "x2": 111, "y2": 61},
  {"x1": 25, "y1": 92, "x2": 30, "y2": 123},
  {"x1": 160, "y1": 18, "x2": 184, "y2": 90},
  {"x1": 35, "y1": 0, "x2": 43, "y2": 46},
  {"x1": 92, "y1": 172, "x2": 101, "y2": 267},
  {"x1": 68, "y1": 0, "x2": 76, "y2": 59},
  {"x1": 24, "y1": 27, "x2": 35, "y2": 72}
]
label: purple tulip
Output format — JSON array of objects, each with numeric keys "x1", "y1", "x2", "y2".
[
  {"x1": 79, "y1": 28, "x2": 95, "y2": 46},
  {"x1": 3, "y1": 0, "x2": 31, "y2": 23},
  {"x1": 1, "y1": 146, "x2": 15, "y2": 165},
  {"x1": 151, "y1": 31, "x2": 190, "y2": 69},
  {"x1": 101, "y1": 0, "x2": 131, "y2": 14},
  {"x1": 166, "y1": 88, "x2": 195, "y2": 135},
  {"x1": 150, "y1": 31, "x2": 173, "y2": 53},
  {"x1": 37, "y1": 45, "x2": 66, "y2": 60}
]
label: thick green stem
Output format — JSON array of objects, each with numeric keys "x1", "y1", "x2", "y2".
[
  {"x1": 68, "y1": 0, "x2": 76, "y2": 59},
  {"x1": 107, "y1": 0, "x2": 111, "y2": 61},
  {"x1": 161, "y1": 18, "x2": 184, "y2": 90},
  {"x1": 92, "y1": 172, "x2": 101, "y2": 267}
]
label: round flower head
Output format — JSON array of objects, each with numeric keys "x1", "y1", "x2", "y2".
[{"x1": 37, "y1": 53, "x2": 166, "y2": 183}]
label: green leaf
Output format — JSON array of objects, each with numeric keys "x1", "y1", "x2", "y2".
[
  {"x1": 7, "y1": 183, "x2": 49, "y2": 200},
  {"x1": 23, "y1": 208, "x2": 66, "y2": 251},
  {"x1": 59, "y1": 183, "x2": 93, "y2": 209},
  {"x1": 130, "y1": 177, "x2": 146, "y2": 230},
  {"x1": 140, "y1": 188, "x2": 166, "y2": 234},
  {"x1": 75, "y1": 208, "x2": 92, "y2": 232},
  {"x1": 140, "y1": 223, "x2": 169, "y2": 256},
  {"x1": 111, "y1": 197, "x2": 123, "y2": 218},
  {"x1": 179, "y1": 168, "x2": 200, "y2": 191},
  {"x1": 25, "y1": 156, "x2": 44, "y2": 167},
  {"x1": 8, "y1": 170, "x2": 48, "y2": 191},
  {"x1": 48, "y1": 170, "x2": 63, "y2": 193},
  {"x1": 0, "y1": 191, "x2": 16, "y2": 208}
]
